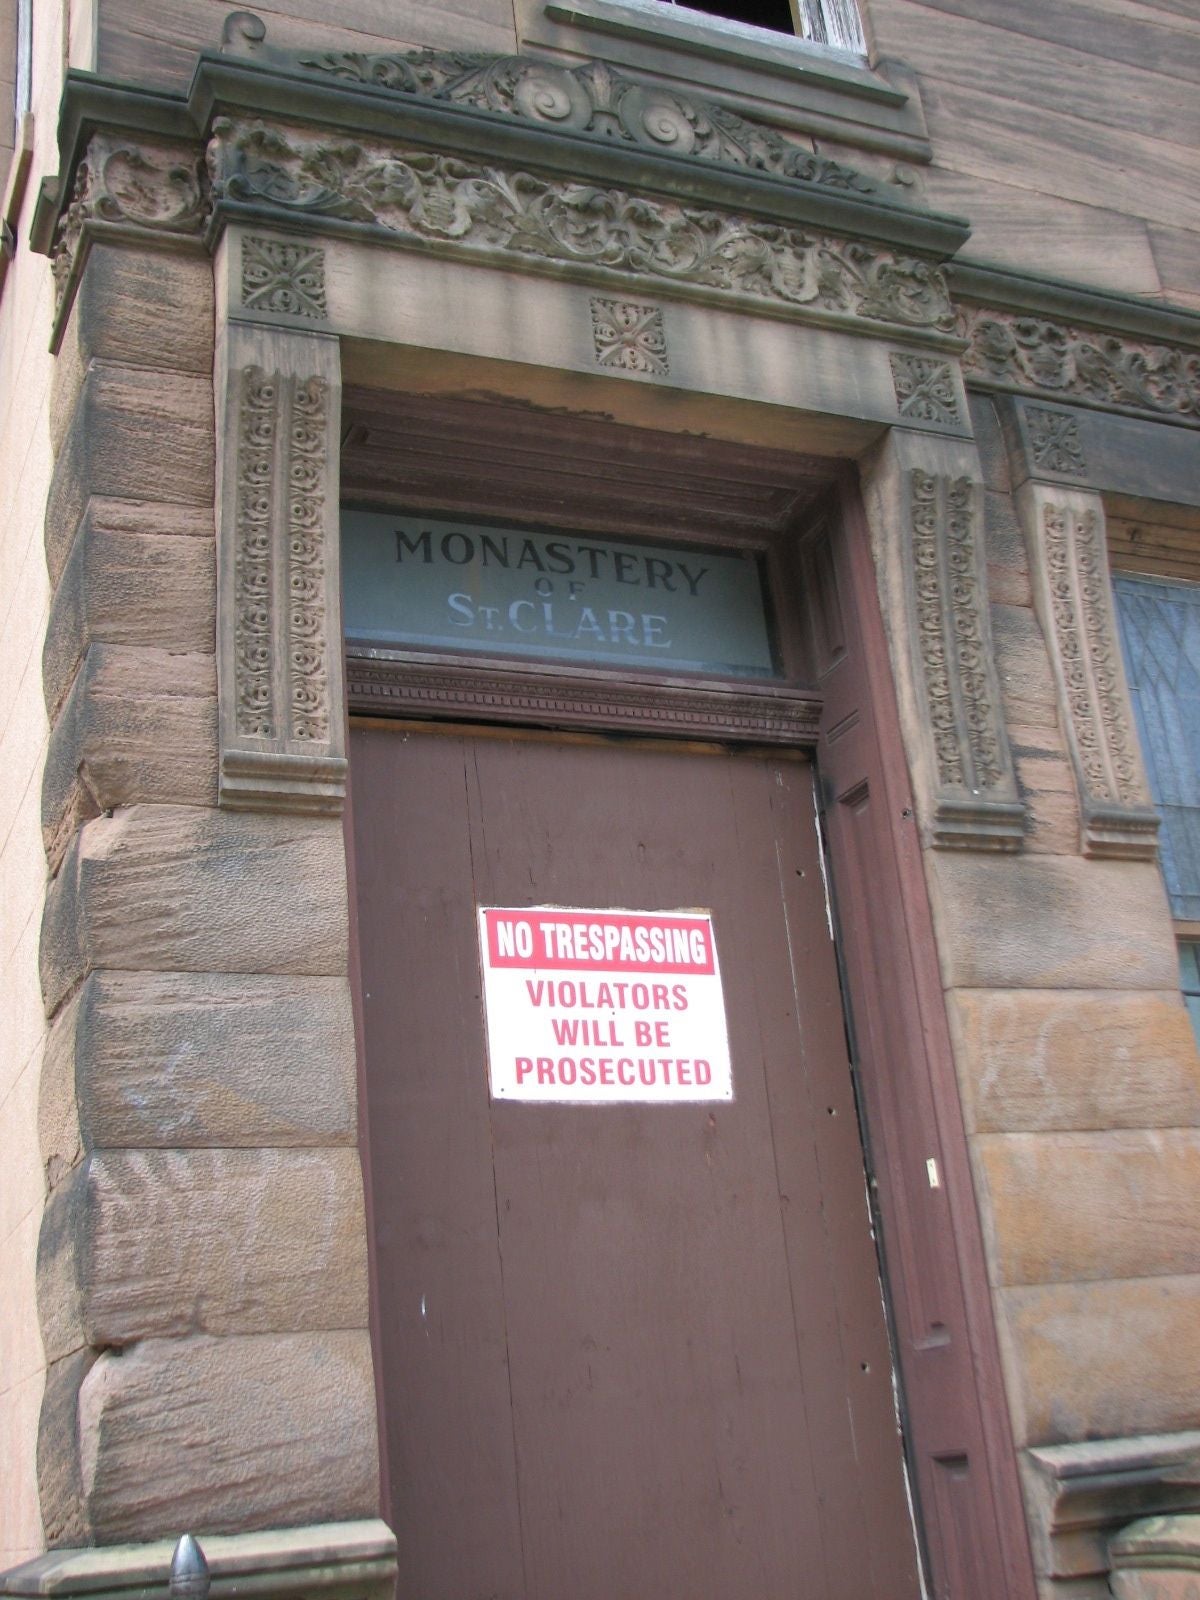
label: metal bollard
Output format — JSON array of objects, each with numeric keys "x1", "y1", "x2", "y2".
[{"x1": 169, "y1": 1536, "x2": 210, "y2": 1600}]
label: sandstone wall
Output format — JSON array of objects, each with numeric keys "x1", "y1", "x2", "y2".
[{"x1": 0, "y1": 0, "x2": 69, "y2": 1563}]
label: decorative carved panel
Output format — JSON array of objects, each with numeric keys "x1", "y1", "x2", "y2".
[
  {"x1": 902, "y1": 468, "x2": 1024, "y2": 848},
  {"x1": 217, "y1": 326, "x2": 346, "y2": 813},
  {"x1": 1019, "y1": 484, "x2": 1159, "y2": 860}
]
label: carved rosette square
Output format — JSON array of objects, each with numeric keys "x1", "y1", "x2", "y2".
[
  {"x1": 241, "y1": 237, "x2": 328, "y2": 319},
  {"x1": 589, "y1": 298, "x2": 670, "y2": 377},
  {"x1": 1025, "y1": 406, "x2": 1087, "y2": 477},
  {"x1": 889, "y1": 353, "x2": 961, "y2": 425}
]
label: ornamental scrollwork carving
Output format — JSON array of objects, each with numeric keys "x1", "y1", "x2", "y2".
[
  {"x1": 904, "y1": 469, "x2": 1023, "y2": 849},
  {"x1": 232, "y1": 363, "x2": 331, "y2": 744},
  {"x1": 959, "y1": 306, "x2": 1200, "y2": 423},
  {"x1": 50, "y1": 131, "x2": 209, "y2": 305},
  {"x1": 207, "y1": 120, "x2": 955, "y2": 334},
  {"x1": 292, "y1": 46, "x2": 880, "y2": 195}
]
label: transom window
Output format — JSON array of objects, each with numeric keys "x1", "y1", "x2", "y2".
[{"x1": 654, "y1": 0, "x2": 866, "y2": 50}]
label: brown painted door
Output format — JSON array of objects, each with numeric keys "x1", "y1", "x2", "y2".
[{"x1": 351, "y1": 720, "x2": 921, "y2": 1600}]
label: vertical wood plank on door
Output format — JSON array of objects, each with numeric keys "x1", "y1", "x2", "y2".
[{"x1": 350, "y1": 725, "x2": 527, "y2": 1600}]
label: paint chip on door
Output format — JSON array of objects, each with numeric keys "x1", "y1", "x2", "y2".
[{"x1": 478, "y1": 907, "x2": 733, "y2": 1102}]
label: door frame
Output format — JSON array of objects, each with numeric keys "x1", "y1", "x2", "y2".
[{"x1": 339, "y1": 394, "x2": 1036, "y2": 1600}]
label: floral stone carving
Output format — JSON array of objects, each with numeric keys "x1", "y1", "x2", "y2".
[
  {"x1": 959, "y1": 305, "x2": 1200, "y2": 423},
  {"x1": 241, "y1": 236, "x2": 328, "y2": 318},
  {"x1": 294, "y1": 46, "x2": 881, "y2": 195},
  {"x1": 906, "y1": 469, "x2": 1024, "y2": 849},
  {"x1": 207, "y1": 120, "x2": 955, "y2": 336},
  {"x1": 889, "y1": 352, "x2": 960, "y2": 425},
  {"x1": 1025, "y1": 406, "x2": 1086, "y2": 476},
  {"x1": 590, "y1": 298, "x2": 669, "y2": 376}
]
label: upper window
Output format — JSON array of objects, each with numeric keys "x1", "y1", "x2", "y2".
[{"x1": 653, "y1": 0, "x2": 866, "y2": 50}]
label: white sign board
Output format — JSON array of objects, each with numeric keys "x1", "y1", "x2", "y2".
[{"x1": 478, "y1": 907, "x2": 733, "y2": 1103}]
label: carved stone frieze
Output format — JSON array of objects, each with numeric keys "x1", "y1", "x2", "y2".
[
  {"x1": 1020, "y1": 485, "x2": 1159, "y2": 859},
  {"x1": 50, "y1": 130, "x2": 209, "y2": 307},
  {"x1": 889, "y1": 352, "x2": 960, "y2": 425},
  {"x1": 218, "y1": 334, "x2": 346, "y2": 814},
  {"x1": 959, "y1": 305, "x2": 1200, "y2": 423},
  {"x1": 1025, "y1": 405, "x2": 1086, "y2": 476},
  {"x1": 590, "y1": 297, "x2": 668, "y2": 376},
  {"x1": 904, "y1": 468, "x2": 1024, "y2": 849},
  {"x1": 241, "y1": 235, "x2": 328, "y2": 318},
  {"x1": 283, "y1": 45, "x2": 882, "y2": 195},
  {"x1": 206, "y1": 119, "x2": 955, "y2": 335}
]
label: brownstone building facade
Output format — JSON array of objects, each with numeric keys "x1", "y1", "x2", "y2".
[{"x1": 0, "y1": 2, "x2": 1198, "y2": 1598}]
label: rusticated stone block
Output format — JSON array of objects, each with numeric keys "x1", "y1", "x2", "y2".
[
  {"x1": 40, "y1": 806, "x2": 349, "y2": 1015},
  {"x1": 38, "y1": 1149, "x2": 369, "y2": 1361},
  {"x1": 43, "y1": 647, "x2": 217, "y2": 869},
  {"x1": 45, "y1": 365, "x2": 214, "y2": 586},
  {"x1": 925, "y1": 851, "x2": 1177, "y2": 990},
  {"x1": 995, "y1": 1275, "x2": 1200, "y2": 1447},
  {"x1": 42, "y1": 1331, "x2": 378, "y2": 1544},
  {"x1": 976, "y1": 1131, "x2": 1200, "y2": 1287},
  {"x1": 948, "y1": 988, "x2": 1200, "y2": 1134},
  {"x1": 51, "y1": 247, "x2": 214, "y2": 453},
  {"x1": 40, "y1": 971, "x2": 357, "y2": 1159},
  {"x1": 38, "y1": 1350, "x2": 95, "y2": 1547},
  {"x1": 44, "y1": 502, "x2": 214, "y2": 718}
]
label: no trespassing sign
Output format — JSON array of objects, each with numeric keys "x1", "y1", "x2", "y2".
[{"x1": 478, "y1": 906, "x2": 733, "y2": 1103}]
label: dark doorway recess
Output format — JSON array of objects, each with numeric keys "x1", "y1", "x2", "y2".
[
  {"x1": 342, "y1": 391, "x2": 1038, "y2": 1600},
  {"x1": 656, "y1": 0, "x2": 798, "y2": 33}
]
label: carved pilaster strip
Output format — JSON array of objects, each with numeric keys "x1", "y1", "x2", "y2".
[
  {"x1": 218, "y1": 327, "x2": 345, "y2": 813},
  {"x1": 1019, "y1": 484, "x2": 1159, "y2": 859},
  {"x1": 905, "y1": 468, "x2": 1024, "y2": 848}
]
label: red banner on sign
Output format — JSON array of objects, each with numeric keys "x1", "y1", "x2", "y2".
[{"x1": 483, "y1": 908, "x2": 715, "y2": 975}]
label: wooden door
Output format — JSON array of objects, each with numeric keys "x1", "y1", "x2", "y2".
[{"x1": 350, "y1": 721, "x2": 922, "y2": 1600}]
